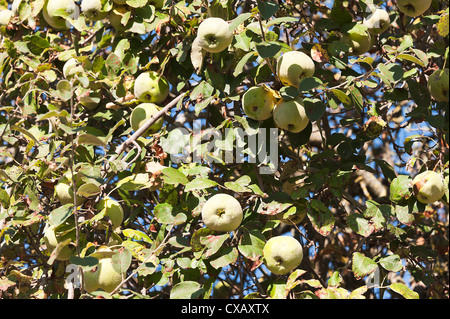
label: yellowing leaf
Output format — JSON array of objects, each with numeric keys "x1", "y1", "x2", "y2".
[
  {"x1": 437, "y1": 14, "x2": 449, "y2": 37},
  {"x1": 311, "y1": 44, "x2": 329, "y2": 63}
]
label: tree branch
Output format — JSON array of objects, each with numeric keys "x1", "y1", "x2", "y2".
[{"x1": 115, "y1": 92, "x2": 187, "y2": 157}]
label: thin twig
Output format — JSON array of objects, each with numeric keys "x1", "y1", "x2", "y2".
[{"x1": 115, "y1": 92, "x2": 186, "y2": 158}]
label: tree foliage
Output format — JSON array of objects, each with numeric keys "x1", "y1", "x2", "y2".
[{"x1": 0, "y1": 0, "x2": 449, "y2": 299}]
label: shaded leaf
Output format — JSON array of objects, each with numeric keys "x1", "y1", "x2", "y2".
[
  {"x1": 255, "y1": 41, "x2": 282, "y2": 59},
  {"x1": 258, "y1": 1, "x2": 279, "y2": 20}
]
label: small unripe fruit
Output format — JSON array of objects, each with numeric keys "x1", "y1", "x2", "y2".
[
  {"x1": 55, "y1": 172, "x2": 87, "y2": 206},
  {"x1": 397, "y1": 0, "x2": 432, "y2": 17},
  {"x1": 412, "y1": 171, "x2": 445, "y2": 204},
  {"x1": 81, "y1": 0, "x2": 108, "y2": 21},
  {"x1": 428, "y1": 69, "x2": 449, "y2": 102},
  {"x1": 43, "y1": 0, "x2": 77, "y2": 30},
  {"x1": 130, "y1": 103, "x2": 164, "y2": 136},
  {"x1": 263, "y1": 236, "x2": 303, "y2": 275},
  {"x1": 43, "y1": 224, "x2": 76, "y2": 261},
  {"x1": 276, "y1": 51, "x2": 315, "y2": 88},
  {"x1": 197, "y1": 17, "x2": 233, "y2": 53},
  {"x1": 0, "y1": 9, "x2": 13, "y2": 26},
  {"x1": 273, "y1": 97, "x2": 309, "y2": 134},
  {"x1": 134, "y1": 71, "x2": 170, "y2": 104},
  {"x1": 95, "y1": 197, "x2": 124, "y2": 229},
  {"x1": 242, "y1": 86, "x2": 277, "y2": 121},
  {"x1": 201, "y1": 193, "x2": 243, "y2": 232},
  {"x1": 363, "y1": 8, "x2": 390, "y2": 34},
  {"x1": 83, "y1": 246, "x2": 124, "y2": 293}
]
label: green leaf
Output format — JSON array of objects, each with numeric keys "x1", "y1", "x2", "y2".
[
  {"x1": 348, "y1": 86, "x2": 363, "y2": 113},
  {"x1": 0, "y1": 189, "x2": 9, "y2": 209},
  {"x1": 116, "y1": 173, "x2": 150, "y2": 191},
  {"x1": 352, "y1": 252, "x2": 378, "y2": 279},
  {"x1": 228, "y1": 12, "x2": 252, "y2": 32},
  {"x1": 285, "y1": 269, "x2": 307, "y2": 295},
  {"x1": 233, "y1": 51, "x2": 256, "y2": 77},
  {"x1": 36, "y1": 110, "x2": 70, "y2": 121},
  {"x1": 48, "y1": 238, "x2": 72, "y2": 265},
  {"x1": 411, "y1": 49, "x2": 428, "y2": 68},
  {"x1": 298, "y1": 77, "x2": 323, "y2": 92},
  {"x1": 303, "y1": 98, "x2": 326, "y2": 122},
  {"x1": 184, "y1": 178, "x2": 218, "y2": 192},
  {"x1": 170, "y1": 281, "x2": 204, "y2": 299},
  {"x1": 122, "y1": 229, "x2": 153, "y2": 244},
  {"x1": 190, "y1": 228, "x2": 215, "y2": 252},
  {"x1": 69, "y1": 256, "x2": 99, "y2": 270},
  {"x1": 390, "y1": 175, "x2": 412, "y2": 204},
  {"x1": 154, "y1": 203, "x2": 187, "y2": 226},
  {"x1": 161, "y1": 167, "x2": 189, "y2": 186},
  {"x1": 27, "y1": 35, "x2": 50, "y2": 56},
  {"x1": 238, "y1": 230, "x2": 265, "y2": 261},
  {"x1": 49, "y1": 204, "x2": 74, "y2": 226},
  {"x1": 349, "y1": 285, "x2": 368, "y2": 299},
  {"x1": 201, "y1": 233, "x2": 229, "y2": 258},
  {"x1": 396, "y1": 53, "x2": 425, "y2": 67},
  {"x1": 363, "y1": 201, "x2": 388, "y2": 232},
  {"x1": 331, "y1": 89, "x2": 352, "y2": 108},
  {"x1": 268, "y1": 280, "x2": 287, "y2": 299},
  {"x1": 377, "y1": 63, "x2": 395, "y2": 85},
  {"x1": 194, "y1": 96, "x2": 215, "y2": 116},
  {"x1": 407, "y1": 79, "x2": 431, "y2": 107},
  {"x1": 255, "y1": 41, "x2": 282, "y2": 59},
  {"x1": 374, "y1": 159, "x2": 397, "y2": 182},
  {"x1": 209, "y1": 247, "x2": 238, "y2": 269},
  {"x1": 267, "y1": 17, "x2": 298, "y2": 26},
  {"x1": 111, "y1": 247, "x2": 132, "y2": 275},
  {"x1": 10, "y1": 125, "x2": 39, "y2": 143},
  {"x1": 76, "y1": 133, "x2": 107, "y2": 147},
  {"x1": 328, "y1": 271, "x2": 344, "y2": 287},
  {"x1": 307, "y1": 199, "x2": 335, "y2": 236},
  {"x1": 395, "y1": 203, "x2": 415, "y2": 226},
  {"x1": 258, "y1": 1, "x2": 279, "y2": 20},
  {"x1": 347, "y1": 213, "x2": 374, "y2": 237},
  {"x1": 330, "y1": 0, "x2": 352, "y2": 25},
  {"x1": 389, "y1": 283, "x2": 419, "y2": 299},
  {"x1": 224, "y1": 175, "x2": 251, "y2": 193},
  {"x1": 105, "y1": 53, "x2": 122, "y2": 75},
  {"x1": 379, "y1": 254, "x2": 403, "y2": 272},
  {"x1": 76, "y1": 182, "x2": 101, "y2": 198}
]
